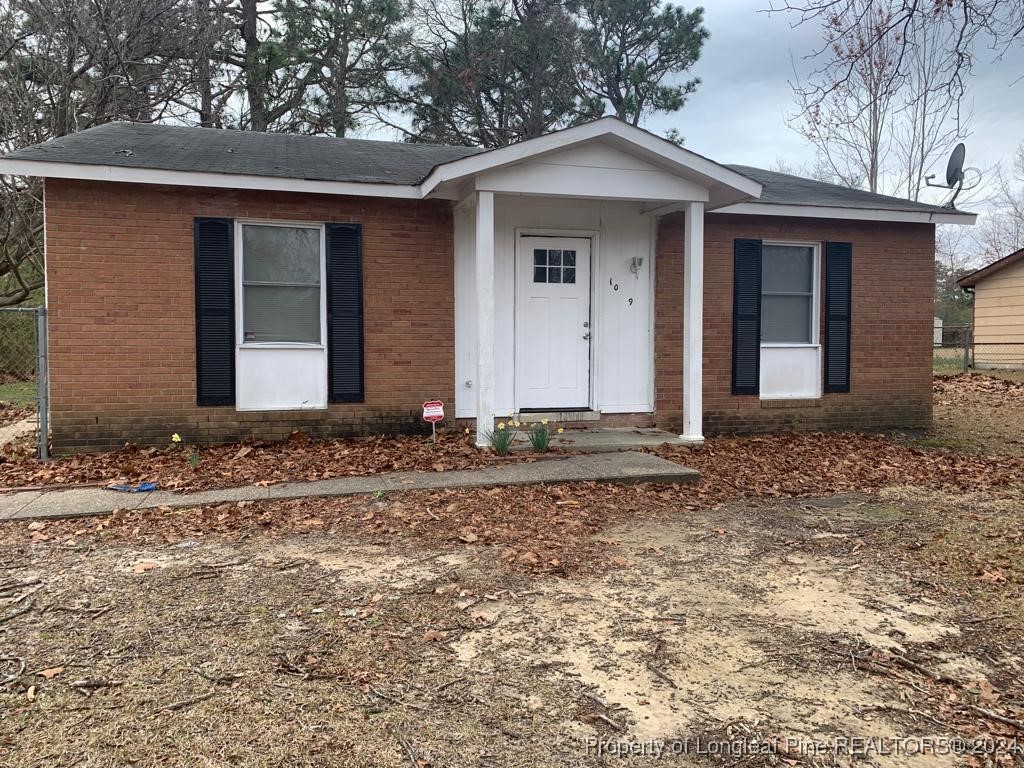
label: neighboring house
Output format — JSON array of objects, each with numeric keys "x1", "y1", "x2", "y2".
[
  {"x1": 0, "y1": 118, "x2": 975, "y2": 452},
  {"x1": 934, "y1": 316, "x2": 943, "y2": 346},
  {"x1": 958, "y1": 247, "x2": 1024, "y2": 369}
]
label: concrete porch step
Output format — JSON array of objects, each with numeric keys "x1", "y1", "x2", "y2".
[{"x1": 513, "y1": 427, "x2": 689, "y2": 453}]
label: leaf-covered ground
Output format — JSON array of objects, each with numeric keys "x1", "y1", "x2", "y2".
[
  {"x1": 1, "y1": 373, "x2": 1023, "y2": 766},
  {"x1": 934, "y1": 373, "x2": 1024, "y2": 456},
  {"x1": 0, "y1": 432, "x2": 547, "y2": 492},
  {"x1": 0, "y1": 409, "x2": 32, "y2": 433},
  {"x1": 1, "y1": 372, "x2": 1021, "y2": 494}
]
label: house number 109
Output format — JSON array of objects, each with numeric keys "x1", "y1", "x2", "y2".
[{"x1": 609, "y1": 279, "x2": 633, "y2": 306}]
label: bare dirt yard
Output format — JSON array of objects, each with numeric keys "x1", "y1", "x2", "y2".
[{"x1": 1, "y1": 374, "x2": 1022, "y2": 767}]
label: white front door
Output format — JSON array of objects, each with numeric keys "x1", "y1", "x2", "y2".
[{"x1": 515, "y1": 236, "x2": 592, "y2": 409}]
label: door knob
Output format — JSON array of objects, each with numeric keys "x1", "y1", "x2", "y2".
[{"x1": 582, "y1": 332, "x2": 591, "y2": 340}]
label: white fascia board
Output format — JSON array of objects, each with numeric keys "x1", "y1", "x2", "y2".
[
  {"x1": 715, "y1": 201, "x2": 977, "y2": 225},
  {"x1": 419, "y1": 118, "x2": 763, "y2": 200},
  {"x1": 0, "y1": 158, "x2": 423, "y2": 199}
]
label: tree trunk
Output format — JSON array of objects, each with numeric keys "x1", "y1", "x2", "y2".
[{"x1": 240, "y1": 0, "x2": 268, "y2": 131}]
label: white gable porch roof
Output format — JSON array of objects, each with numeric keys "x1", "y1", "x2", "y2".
[{"x1": 420, "y1": 117, "x2": 763, "y2": 209}]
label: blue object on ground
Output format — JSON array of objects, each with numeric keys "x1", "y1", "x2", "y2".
[{"x1": 106, "y1": 482, "x2": 157, "y2": 493}]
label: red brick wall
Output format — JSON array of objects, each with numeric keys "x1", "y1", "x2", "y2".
[
  {"x1": 44, "y1": 178, "x2": 935, "y2": 451},
  {"x1": 44, "y1": 179, "x2": 455, "y2": 452},
  {"x1": 655, "y1": 213, "x2": 936, "y2": 435}
]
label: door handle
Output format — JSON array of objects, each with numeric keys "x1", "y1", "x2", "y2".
[{"x1": 582, "y1": 333, "x2": 591, "y2": 340}]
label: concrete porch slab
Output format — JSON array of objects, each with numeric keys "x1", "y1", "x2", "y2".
[
  {"x1": 514, "y1": 427, "x2": 684, "y2": 453},
  {"x1": 0, "y1": 451, "x2": 698, "y2": 522}
]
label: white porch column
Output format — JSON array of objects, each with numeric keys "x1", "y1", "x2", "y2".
[
  {"x1": 474, "y1": 190, "x2": 496, "y2": 447},
  {"x1": 681, "y1": 201, "x2": 705, "y2": 443}
]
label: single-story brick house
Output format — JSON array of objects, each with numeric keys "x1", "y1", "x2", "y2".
[{"x1": 0, "y1": 118, "x2": 975, "y2": 452}]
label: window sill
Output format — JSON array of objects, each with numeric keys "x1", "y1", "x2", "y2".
[
  {"x1": 239, "y1": 343, "x2": 325, "y2": 350},
  {"x1": 760, "y1": 343, "x2": 821, "y2": 349},
  {"x1": 235, "y1": 405, "x2": 329, "y2": 412}
]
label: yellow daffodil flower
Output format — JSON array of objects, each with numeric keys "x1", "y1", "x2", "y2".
[
  {"x1": 171, "y1": 433, "x2": 182, "y2": 443},
  {"x1": 497, "y1": 422, "x2": 506, "y2": 430},
  {"x1": 557, "y1": 427, "x2": 564, "y2": 434}
]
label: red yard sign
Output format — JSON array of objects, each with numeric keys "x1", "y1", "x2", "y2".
[{"x1": 422, "y1": 400, "x2": 444, "y2": 423}]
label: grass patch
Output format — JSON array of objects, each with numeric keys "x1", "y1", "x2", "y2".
[
  {"x1": 934, "y1": 347, "x2": 967, "y2": 373},
  {"x1": 0, "y1": 380, "x2": 35, "y2": 409}
]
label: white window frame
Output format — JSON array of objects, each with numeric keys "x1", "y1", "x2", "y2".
[
  {"x1": 759, "y1": 240, "x2": 821, "y2": 349},
  {"x1": 234, "y1": 219, "x2": 328, "y2": 350}
]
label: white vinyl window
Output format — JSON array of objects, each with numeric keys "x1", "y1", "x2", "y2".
[
  {"x1": 761, "y1": 243, "x2": 818, "y2": 345},
  {"x1": 240, "y1": 223, "x2": 324, "y2": 344}
]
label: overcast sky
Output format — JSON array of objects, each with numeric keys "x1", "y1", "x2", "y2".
[{"x1": 648, "y1": 0, "x2": 1024, "y2": 210}]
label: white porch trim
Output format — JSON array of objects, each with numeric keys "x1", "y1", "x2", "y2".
[
  {"x1": 420, "y1": 117, "x2": 762, "y2": 207},
  {"x1": 681, "y1": 201, "x2": 705, "y2": 444},
  {"x1": 474, "y1": 190, "x2": 496, "y2": 447}
]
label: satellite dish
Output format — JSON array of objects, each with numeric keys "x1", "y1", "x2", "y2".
[
  {"x1": 945, "y1": 143, "x2": 966, "y2": 187},
  {"x1": 925, "y1": 142, "x2": 969, "y2": 209}
]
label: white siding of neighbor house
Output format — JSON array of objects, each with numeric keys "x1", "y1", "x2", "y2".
[{"x1": 455, "y1": 195, "x2": 656, "y2": 418}]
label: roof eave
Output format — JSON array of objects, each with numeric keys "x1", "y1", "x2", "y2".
[
  {"x1": 957, "y1": 247, "x2": 1024, "y2": 287},
  {"x1": 715, "y1": 201, "x2": 977, "y2": 225},
  {"x1": 0, "y1": 157, "x2": 425, "y2": 199}
]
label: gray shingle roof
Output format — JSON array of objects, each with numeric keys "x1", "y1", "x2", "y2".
[
  {"x1": 2, "y1": 122, "x2": 966, "y2": 216},
  {"x1": 726, "y1": 164, "x2": 957, "y2": 215},
  {"x1": 3, "y1": 122, "x2": 482, "y2": 185}
]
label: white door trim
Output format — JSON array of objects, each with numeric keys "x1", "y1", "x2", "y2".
[{"x1": 514, "y1": 228, "x2": 598, "y2": 411}]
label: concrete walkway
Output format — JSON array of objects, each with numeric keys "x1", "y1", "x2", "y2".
[{"x1": 0, "y1": 451, "x2": 698, "y2": 522}]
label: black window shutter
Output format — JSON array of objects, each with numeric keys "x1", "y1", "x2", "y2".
[
  {"x1": 194, "y1": 217, "x2": 234, "y2": 406},
  {"x1": 731, "y1": 238, "x2": 763, "y2": 395},
  {"x1": 824, "y1": 241, "x2": 853, "y2": 393},
  {"x1": 326, "y1": 223, "x2": 364, "y2": 403}
]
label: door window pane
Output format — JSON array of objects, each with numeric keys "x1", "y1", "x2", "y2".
[
  {"x1": 241, "y1": 224, "x2": 322, "y2": 343},
  {"x1": 531, "y1": 248, "x2": 577, "y2": 284}
]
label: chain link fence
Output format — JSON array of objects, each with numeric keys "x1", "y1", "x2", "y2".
[
  {"x1": 0, "y1": 307, "x2": 48, "y2": 458},
  {"x1": 934, "y1": 323, "x2": 1024, "y2": 375}
]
